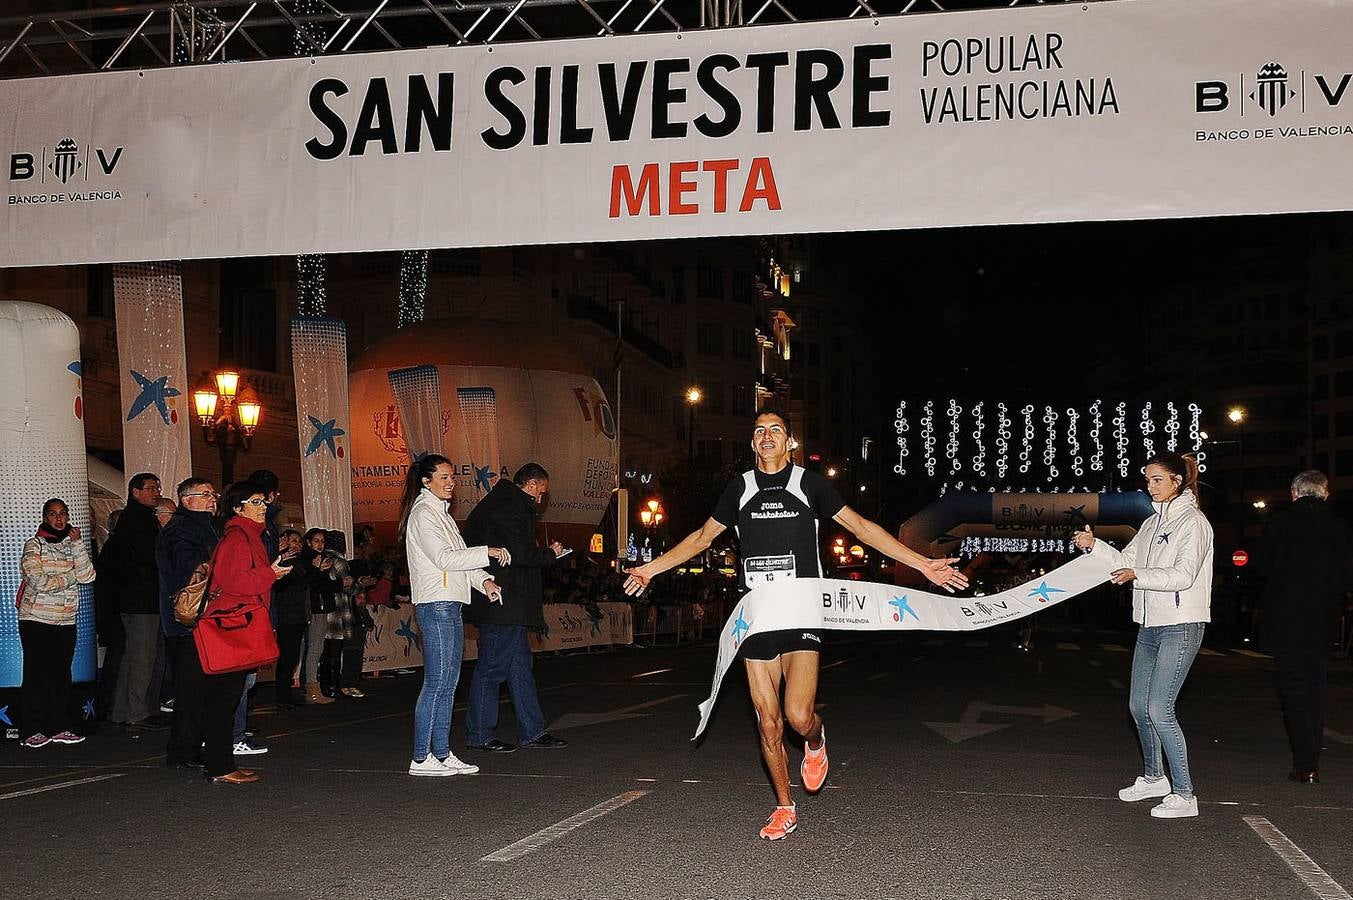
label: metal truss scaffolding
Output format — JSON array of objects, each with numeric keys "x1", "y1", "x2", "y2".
[{"x1": 1, "y1": 0, "x2": 1093, "y2": 80}]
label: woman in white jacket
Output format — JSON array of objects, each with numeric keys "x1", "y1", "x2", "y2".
[
  {"x1": 399, "y1": 454, "x2": 509, "y2": 777},
  {"x1": 1074, "y1": 451, "x2": 1213, "y2": 819}
]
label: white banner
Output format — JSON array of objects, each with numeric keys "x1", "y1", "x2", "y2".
[
  {"x1": 694, "y1": 554, "x2": 1115, "y2": 739},
  {"x1": 291, "y1": 316, "x2": 353, "y2": 550},
  {"x1": 5, "y1": 0, "x2": 1353, "y2": 267},
  {"x1": 112, "y1": 263, "x2": 192, "y2": 491},
  {"x1": 388, "y1": 365, "x2": 444, "y2": 460}
]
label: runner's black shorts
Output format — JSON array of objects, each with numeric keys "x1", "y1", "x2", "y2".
[{"x1": 740, "y1": 628, "x2": 823, "y2": 661}]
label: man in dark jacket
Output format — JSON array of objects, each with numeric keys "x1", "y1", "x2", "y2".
[
  {"x1": 106, "y1": 472, "x2": 166, "y2": 729},
  {"x1": 1255, "y1": 469, "x2": 1353, "y2": 784},
  {"x1": 463, "y1": 463, "x2": 569, "y2": 752},
  {"x1": 157, "y1": 477, "x2": 220, "y2": 768}
]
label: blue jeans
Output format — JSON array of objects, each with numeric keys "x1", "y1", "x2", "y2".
[
  {"x1": 467, "y1": 624, "x2": 546, "y2": 746},
  {"x1": 412, "y1": 602, "x2": 464, "y2": 762},
  {"x1": 1129, "y1": 622, "x2": 1205, "y2": 796},
  {"x1": 233, "y1": 671, "x2": 256, "y2": 743}
]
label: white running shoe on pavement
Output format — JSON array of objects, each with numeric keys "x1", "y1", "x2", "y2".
[
  {"x1": 1150, "y1": 793, "x2": 1199, "y2": 818},
  {"x1": 1119, "y1": 776, "x2": 1171, "y2": 802},
  {"x1": 233, "y1": 739, "x2": 269, "y2": 756},
  {"x1": 408, "y1": 757, "x2": 455, "y2": 777}
]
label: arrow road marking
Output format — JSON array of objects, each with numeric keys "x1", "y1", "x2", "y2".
[
  {"x1": 547, "y1": 695, "x2": 686, "y2": 732},
  {"x1": 923, "y1": 701, "x2": 1077, "y2": 743}
]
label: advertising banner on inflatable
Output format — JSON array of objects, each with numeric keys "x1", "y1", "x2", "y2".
[
  {"x1": 350, "y1": 365, "x2": 617, "y2": 534},
  {"x1": 694, "y1": 554, "x2": 1115, "y2": 738},
  {"x1": 0, "y1": 303, "x2": 96, "y2": 688},
  {"x1": 291, "y1": 316, "x2": 354, "y2": 549},
  {"x1": 112, "y1": 263, "x2": 193, "y2": 492},
  {"x1": 3, "y1": 0, "x2": 1353, "y2": 267}
]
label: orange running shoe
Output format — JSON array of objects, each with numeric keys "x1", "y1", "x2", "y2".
[
  {"x1": 759, "y1": 805, "x2": 798, "y2": 841},
  {"x1": 801, "y1": 727, "x2": 828, "y2": 794}
]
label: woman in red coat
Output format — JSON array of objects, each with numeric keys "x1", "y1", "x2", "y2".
[{"x1": 199, "y1": 481, "x2": 291, "y2": 784}]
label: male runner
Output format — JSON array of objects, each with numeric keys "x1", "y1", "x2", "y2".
[{"x1": 624, "y1": 409, "x2": 968, "y2": 840}]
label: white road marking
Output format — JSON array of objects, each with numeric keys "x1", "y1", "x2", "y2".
[
  {"x1": 482, "y1": 790, "x2": 650, "y2": 862},
  {"x1": 1056, "y1": 642, "x2": 1081, "y2": 651},
  {"x1": 0, "y1": 773, "x2": 125, "y2": 801},
  {"x1": 1234, "y1": 648, "x2": 1272, "y2": 659},
  {"x1": 868, "y1": 672, "x2": 889, "y2": 681},
  {"x1": 822, "y1": 657, "x2": 853, "y2": 669},
  {"x1": 1244, "y1": 815, "x2": 1353, "y2": 900},
  {"x1": 1199, "y1": 647, "x2": 1224, "y2": 656},
  {"x1": 633, "y1": 668, "x2": 674, "y2": 678},
  {"x1": 1100, "y1": 644, "x2": 1130, "y2": 652},
  {"x1": 1107, "y1": 678, "x2": 1126, "y2": 689},
  {"x1": 1088, "y1": 659, "x2": 1102, "y2": 668}
]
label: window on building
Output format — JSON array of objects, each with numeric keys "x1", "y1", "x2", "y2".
[
  {"x1": 219, "y1": 260, "x2": 278, "y2": 372},
  {"x1": 697, "y1": 322, "x2": 724, "y2": 356},
  {"x1": 732, "y1": 328, "x2": 755, "y2": 360},
  {"x1": 1313, "y1": 334, "x2": 1329, "y2": 361},
  {"x1": 1336, "y1": 411, "x2": 1353, "y2": 437},
  {"x1": 1312, "y1": 374, "x2": 1329, "y2": 399},
  {"x1": 805, "y1": 380, "x2": 821, "y2": 405},
  {"x1": 733, "y1": 384, "x2": 753, "y2": 416},
  {"x1": 672, "y1": 267, "x2": 686, "y2": 304},
  {"x1": 1336, "y1": 330, "x2": 1353, "y2": 358},
  {"x1": 703, "y1": 381, "x2": 725, "y2": 415},
  {"x1": 1338, "y1": 450, "x2": 1353, "y2": 478},
  {"x1": 86, "y1": 265, "x2": 115, "y2": 318},
  {"x1": 806, "y1": 342, "x2": 821, "y2": 367},
  {"x1": 1336, "y1": 370, "x2": 1353, "y2": 397},
  {"x1": 1313, "y1": 415, "x2": 1330, "y2": 440},
  {"x1": 697, "y1": 265, "x2": 724, "y2": 299},
  {"x1": 806, "y1": 418, "x2": 821, "y2": 441},
  {"x1": 732, "y1": 270, "x2": 753, "y2": 304}
]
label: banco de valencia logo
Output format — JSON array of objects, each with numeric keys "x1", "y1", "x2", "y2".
[
  {"x1": 1252, "y1": 63, "x2": 1296, "y2": 117},
  {"x1": 48, "y1": 138, "x2": 82, "y2": 184}
]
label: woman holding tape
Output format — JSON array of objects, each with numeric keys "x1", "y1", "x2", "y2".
[
  {"x1": 398, "y1": 454, "x2": 509, "y2": 778},
  {"x1": 1074, "y1": 451, "x2": 1213, "y2": 819}
]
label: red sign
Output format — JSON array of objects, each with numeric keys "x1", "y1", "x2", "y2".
[{"x1": 1232, "y1": 550, "x2": 1249, "y2": 567}]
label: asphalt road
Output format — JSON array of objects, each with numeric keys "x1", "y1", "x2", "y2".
[{"x1": 3, "y1": 626, "x2": 1350, "y2": 900}]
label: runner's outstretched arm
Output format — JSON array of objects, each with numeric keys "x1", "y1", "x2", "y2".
[
  {"x1": 833, "y1": 506, "x2": 969, "y2": 592},
  {"x1": 622, "y1": 517, "x2": 728, "y2": 595}
]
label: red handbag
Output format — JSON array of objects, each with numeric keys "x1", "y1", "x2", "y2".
[{"x1": 194, "y1": 600, "x2": 279, "y2": 674}]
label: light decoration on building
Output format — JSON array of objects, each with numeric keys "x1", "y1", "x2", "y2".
[
  {"x1": 995, "y1": 403, "x2": 1011, "y2": 482},
  {"x1": 1042, "y1": 406, "x2": 1059, "y2": 482},
  {"x1": 1164, "y1": 401, "x2": 1180, "y2": 452},
  {"x1": 971, "y1": 401, "x2": 987, "y2": 479},
  {"x1": 921, "y1": 401, "x2": 936, "y2": 477},
  {"x1": 1019, "y1": 404, "x2": 1035, "y2": 475},
  {"x1": 296, "y1": 254, "x2": 328, "y2": 316},
  {"x1": 946, "y1": 399, "x2": 962, "y2": 475},
  {"x1": 893, "y1": 401, "x2": 909, "y2": 476},
  {"x1": 896, "y1": 399, "x2": 1205, "y2": 491},
  {"x1": 1089, "y1": 400, "x2": 1104, "y2": 473},
  {"x1": 1114, "y1": 402, "x2": 1129, "y2": 480},
  {"x1": 1140, "y1": 401, "x2": 1156, "y2": 465},
  {"x1": 1188, "y1": 403, "x2": 1207, "y2": 473},
  {"x1": 398, "y1": 250, "x2": 429, "y2": 327},
  {"x1": 1066, "y1": 407, "x2": 1083, "y2": 477}
]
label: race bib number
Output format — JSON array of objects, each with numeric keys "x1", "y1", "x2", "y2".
[{"x1": 744, "y1": 555, "x2": 797, "y2": 589}]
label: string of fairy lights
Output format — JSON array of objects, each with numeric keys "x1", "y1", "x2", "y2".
[
  {"x1": 296, "y1": 254, "x2": 328, "y2": 316},
  {"x1": 893, "y1": 400, "x2": 1207, "y2": 493},
  {"x1": 398, "y1": 250, "x2": 430, "y2": 328}
]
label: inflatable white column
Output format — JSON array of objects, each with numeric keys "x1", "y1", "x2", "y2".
[
  {"x1": 0, "y1": 302, "x2": 96, "y2": 688},
  {"x1": 291, "y1": 316, "x2": 353, "y2": 552},
  {"x1": 112, "y1": 262, "x2": 193, "y2": 491}
]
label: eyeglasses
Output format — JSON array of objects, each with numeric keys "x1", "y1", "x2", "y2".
[
  {"x1": 183, "y1": 491, "x2": 219, "y2": 499},
  {"x1": 241, "y1": 498, "x2": 267, "y2": 507}
]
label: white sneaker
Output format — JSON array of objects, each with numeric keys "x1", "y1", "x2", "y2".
[
  {"x1": 1150, "y1": 793, "x2": 1199, "y2": 818},
  {"x1": 408, "y1": 757, "x2": 455, "y2": 777},
  {"x1": 440, "y1": 752, "x2": 480, "y2": 775},
  {"x1": 233, "y1": 739, "x2": 269, "y2": 756},
  {"x1": 1118, "y1": 775, "x2": 1171, "y2": 802}
]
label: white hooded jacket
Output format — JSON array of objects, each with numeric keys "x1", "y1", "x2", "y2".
[
  {"x1": 405, "y1": 488, "x2": 492, "y2": 605},
  {"x1": 1089, "y1": 489, "x2": 1213, "y2": 627}
]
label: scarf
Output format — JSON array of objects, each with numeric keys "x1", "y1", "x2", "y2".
[{"x1": 36, "y1": 522, "x2": 72, "y2": 544}]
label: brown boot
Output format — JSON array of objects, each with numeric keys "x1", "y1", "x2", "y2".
[{"x1": 306, "y1": 684, "x2": 335, "y2": 705}]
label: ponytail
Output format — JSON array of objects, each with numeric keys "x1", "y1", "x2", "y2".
[
  {"x1": 397, "y1": 454, "x2": 451, "y2": 543},
  {"x1": 1145, "y1": 450, "x2": 1200, "y2": 507}
]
